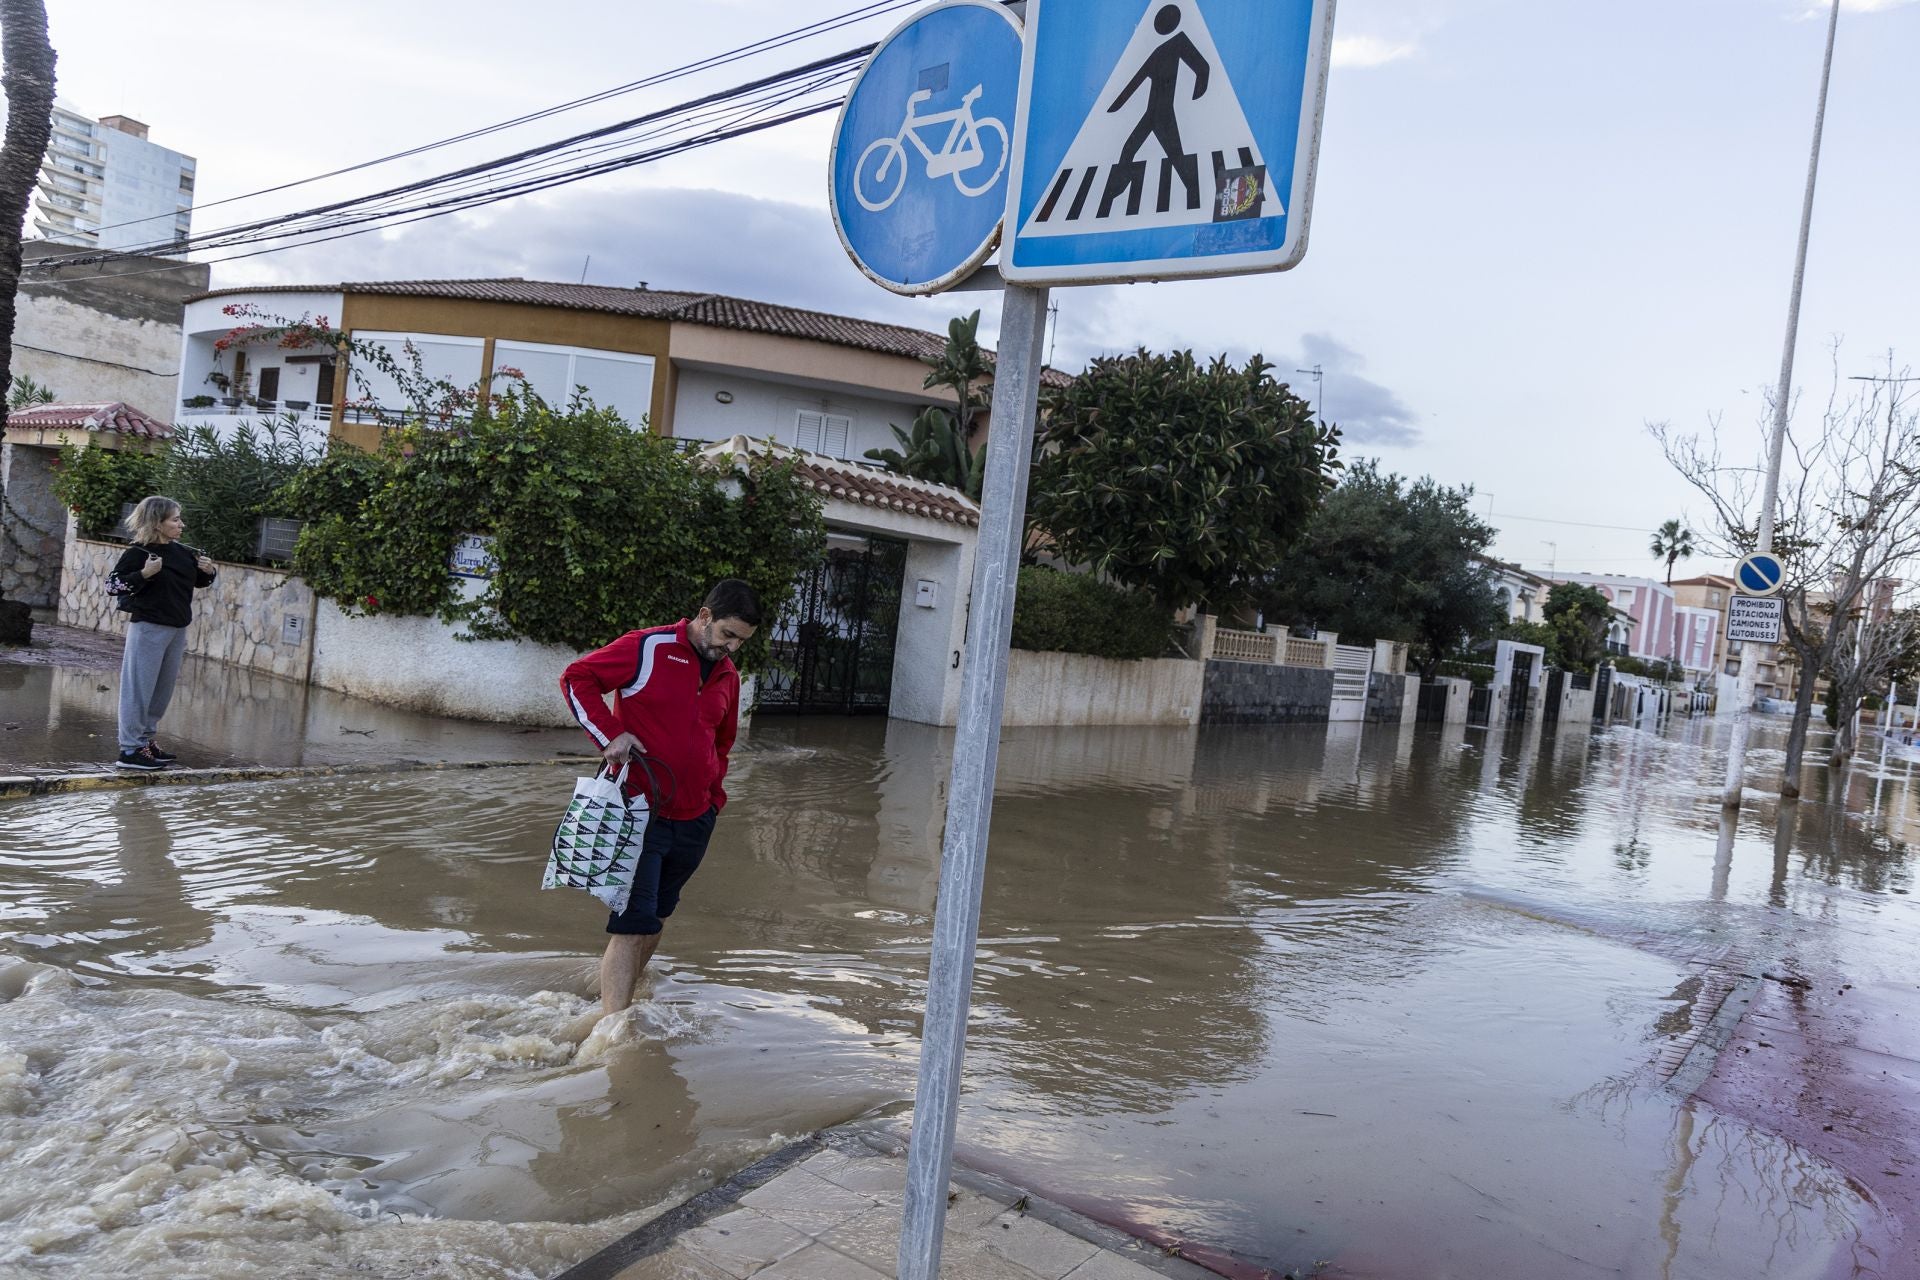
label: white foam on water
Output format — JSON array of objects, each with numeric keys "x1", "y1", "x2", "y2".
[{"x1": 0, "y1": 958, "x2": 692, "y2": 1277}]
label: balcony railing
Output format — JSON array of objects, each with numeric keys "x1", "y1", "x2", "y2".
[{"x1": 180, "y1": 399, "x2": 333, "y2": 427}]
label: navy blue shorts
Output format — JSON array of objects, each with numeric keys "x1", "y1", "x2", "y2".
[{"x1": 606, "y1": 808, "x2": 718, "y2": 935}]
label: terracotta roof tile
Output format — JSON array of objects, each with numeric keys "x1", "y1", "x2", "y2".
[
  {"x1": 184, "y1": 278, "x2": 1071, "y2": 384},
  {"x1": 697, "y1": 434, "x2": 980, "y2": 529},
  {"x1": 7, "y1": 401, "x2": 172, "y2": 439}
]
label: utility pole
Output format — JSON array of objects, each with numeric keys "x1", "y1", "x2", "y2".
[
  {"x1": 1722, "y1": 0, "x2": 1842, "y2": 812},
  {"x1": 1295, "y1": 363, "x2": 1324, "y2": 425},
  {"x1": 1545, "y1": 541, "x2": 1557, "y2": 579}
]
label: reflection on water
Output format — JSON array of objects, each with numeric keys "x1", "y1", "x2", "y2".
[{"x1": 1, "y1": 706, "x2": 1917, "y2": 1276}]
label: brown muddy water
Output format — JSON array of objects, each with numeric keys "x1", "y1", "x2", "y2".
[{"x1": 2, "y1": 706, "x2": 1918, "y2": 1279}]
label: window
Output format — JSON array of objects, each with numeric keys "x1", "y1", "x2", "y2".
[
  {"x1": 1710, "y1": 591, "x2": 1722, "y2": 606},
  {"x1": 494, "y1": 340, "x2": 654, "y2": 428},
  {"x1": 794, "y1": 410, "x2": 851, "y2": 458},
  {"x1": 349, "y1": 332, "x2": 485, "y2": 413}
]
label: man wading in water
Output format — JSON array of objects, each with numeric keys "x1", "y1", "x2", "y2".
[{"x1": 560, "y1": 580, "x2": 761, "y2": 1019}]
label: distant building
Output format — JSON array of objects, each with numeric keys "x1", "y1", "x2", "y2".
[
  {"x1": 32, "y1": 106, "x2": 195, "y2": 250},
  {"x1": 1480, "y1": 557, "x2": 1553, "y2": 625},
  {"x1": 1552, "y1": 573, "x2": 1679, "y2": 665}
]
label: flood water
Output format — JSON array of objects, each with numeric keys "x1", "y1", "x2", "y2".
[{"x1": 4, "y1": 693, "x2": 1919, "y2": 1278}]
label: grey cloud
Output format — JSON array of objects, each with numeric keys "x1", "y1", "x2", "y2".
[{"x1": 1292, "y1": 332, "x2": 1422, "y2": 446}]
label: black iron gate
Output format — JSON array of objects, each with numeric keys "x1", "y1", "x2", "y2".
[
  {"x1": 756, "y1": 535, "x2": 908, "y2": 715},
  {"x1": 1508, "y1": 650, "x2": 1534, "y2": 722}
]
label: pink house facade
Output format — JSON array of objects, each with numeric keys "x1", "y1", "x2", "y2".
[{"x1": 1554, "y1": 574, "x2": 1715, "y2": 674}]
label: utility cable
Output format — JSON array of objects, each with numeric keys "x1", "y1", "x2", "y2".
[{"x1": 50, "y1": 0, "x2": 918, "y2": 248}]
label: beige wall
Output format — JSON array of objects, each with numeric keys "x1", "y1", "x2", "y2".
[
  {"x1": 667, "y1": 325, "x2": 951, "y2": 406},
  {"x1": 1001, "y1": 650, "x2": 1203, "y2": 727}
]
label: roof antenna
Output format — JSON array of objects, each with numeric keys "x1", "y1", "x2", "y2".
[{"x1": 578, "y1": 255, "x2": 591, "y2": 284}]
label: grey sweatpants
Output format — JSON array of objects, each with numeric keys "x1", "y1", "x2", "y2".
[{"x1": 118, "y1": 621, "x2": 188, "y2": 752}]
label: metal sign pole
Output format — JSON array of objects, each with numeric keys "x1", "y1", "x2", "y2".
[
  {"x1": 1721, "y1": 0, "x2": 1840, "y2": 811},
  {"x1": 898, "y1": 281, "x2": 1050, "y2": 1280}
]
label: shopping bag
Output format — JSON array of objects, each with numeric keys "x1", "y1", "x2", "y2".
[{"x1": 544, "y1": 761, "x2": 653, "y2": 915}]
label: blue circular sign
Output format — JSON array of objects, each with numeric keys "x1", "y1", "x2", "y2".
[
  {"x1": 829, "y1": 1, "x2": 1023, "y2": 295},
  {"x1": 1736, "y1": 552, "x2": 1784, "y2": 596}
]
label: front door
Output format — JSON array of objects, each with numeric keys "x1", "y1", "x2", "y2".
[{"x1": 757, "y1": 534, "x2": 909, "y2": 715}]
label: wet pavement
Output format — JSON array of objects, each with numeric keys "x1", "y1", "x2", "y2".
[
  {"x1": 4, "y1": 633, "x2": 1920, "y2": 1278},
  {"x1": 0, "y1": 625, "x2": 584, "y2": 776}
]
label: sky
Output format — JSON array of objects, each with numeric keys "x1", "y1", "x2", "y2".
[{"x1": 28, "y1": 0, "x2": 1920, "y2": 582}]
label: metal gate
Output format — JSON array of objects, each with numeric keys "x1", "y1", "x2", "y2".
[
  {"x1": 1329, "y1": 644, "x2": 1375, "y2": 722},
  {"x1": 1507, "y1": 650, "x2": 1534, "y2": 722},
  {"x1": 756, "y1": 534, "x2": 908, "y2": 715}
]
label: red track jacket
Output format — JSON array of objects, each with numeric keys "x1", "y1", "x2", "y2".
[{"x1": 559, "y1": 620, "x2": 739, "y2": 819}]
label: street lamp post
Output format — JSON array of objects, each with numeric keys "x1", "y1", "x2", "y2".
[{"x1": 1721, "y1": 0, "x2": 1843, "y2": 811}]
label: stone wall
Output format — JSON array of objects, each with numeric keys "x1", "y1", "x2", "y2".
[
  {"x1": 1001, "y1": 649, "x2": 1202, "y2": 727},
  {"x1": 1200, "y1": 659, "x2": 1336, "y2": 725},
  {"x1": 57, "y1": 531, "x2": 317, "y2": 680},
  {"x1": 0, "y1": 443, "x2": 67, "y2": 613},
  {"x1": 1365, "y1": 671, "x2": 1419, "y2": 724}
]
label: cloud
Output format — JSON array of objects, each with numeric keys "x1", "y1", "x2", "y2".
[
  {"x1": 1331, "y1": 35, "x2": 1419, "y2": 69},
  {"x1": 1293, "y1": 333, "x2": 1423, "y2": 447}
]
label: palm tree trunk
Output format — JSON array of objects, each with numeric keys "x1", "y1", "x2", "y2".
[{"x1": 0, "y1": 0, "x2": 56, "y2": 645}]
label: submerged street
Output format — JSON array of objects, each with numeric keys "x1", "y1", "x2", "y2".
[{"x1": 3, "y1": 651, "x2": 1918, "y2": 1278}]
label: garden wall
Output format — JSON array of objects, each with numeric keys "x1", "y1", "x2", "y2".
[
  {"x1": 1199, "y1": 659, "x2": 1336, "y2": 725},
  {"x1": 309, "y1": 599, "x2": 580, "y2": 727},
  {"x1": 1001, "y1": 649, "x2": 1203, "y2": 727},
  {"x1": 57, "y1": 531, "x2": 317, "y2": 681}
]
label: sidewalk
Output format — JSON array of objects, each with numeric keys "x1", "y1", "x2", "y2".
[
  {"x1": 0, "y1": 623, "x2": 584, "y2": 777},
  {"x1": 558, "y1": 1119, "x2": 1239, "y2": 1280}
]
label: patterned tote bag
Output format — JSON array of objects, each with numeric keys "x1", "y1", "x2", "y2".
[{"x1": 544, "y1": 761, "x2": 654, "y2": 915}]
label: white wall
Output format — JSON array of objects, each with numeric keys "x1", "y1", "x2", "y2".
[
  {"x1": 672, "y1": 366, "x2": 928, "y2": 463},
  {"x1": 310, "y1": 600, "x2": 581, "y2": 727},
  {"x1": 890, "y1": 538, "x2": 972, "y2": 725}
]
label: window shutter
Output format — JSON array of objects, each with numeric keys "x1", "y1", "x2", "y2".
[
  {"x1": 821, "y1": 414, "x2": 851, "y2": 459},
  {"x1": 795, "y1": 410, "x2": 825, "y2": 453}
]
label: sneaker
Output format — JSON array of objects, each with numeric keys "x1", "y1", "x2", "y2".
[
  {"x1": 145, "y1": 742, "x2": 178, "y2": 764},
  {"x1": 115, "y1": 746, "x2": 167, "y2": 771}
]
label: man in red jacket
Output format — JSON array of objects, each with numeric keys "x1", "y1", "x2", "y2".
[{"x1": 560, "y1": 579, "x2": 761, "y2": 1016}]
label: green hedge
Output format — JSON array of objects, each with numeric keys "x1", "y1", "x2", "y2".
[
  {"x1": 51, "y1": 445, "x2": 163, "y2": 540},
  {"x1": 1010, "y1": 566, "x2": 1174, "y2": 660}
]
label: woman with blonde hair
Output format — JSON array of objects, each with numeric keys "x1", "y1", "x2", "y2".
[{"x1": 106, "y1": 496, "x2": 217, "y2": 770}]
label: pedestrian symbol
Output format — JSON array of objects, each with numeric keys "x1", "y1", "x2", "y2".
[
  {"x1": 1023, "y1": 1, "x2": 1273, "y2": 239},
  {"x1": 1003, "y1": 0, "x2": 1335, "y2": 285}
]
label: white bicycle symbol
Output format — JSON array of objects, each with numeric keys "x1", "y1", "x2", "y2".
[{"x1": 854, "y1": 84, "x2": 1009, "y2": 212}]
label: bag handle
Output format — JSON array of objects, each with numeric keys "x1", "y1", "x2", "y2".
[{"x1": 599, "y1": 751, "x2": 677, "y2": 812}]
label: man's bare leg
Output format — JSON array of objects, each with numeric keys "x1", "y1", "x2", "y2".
[{"x1": 600, "y1": 931, "x2": 663, "y2": 1017}]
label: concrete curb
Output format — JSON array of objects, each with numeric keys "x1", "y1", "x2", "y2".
[{"x1": 0, "y1": 756, "x2": 601, "y2": 800}]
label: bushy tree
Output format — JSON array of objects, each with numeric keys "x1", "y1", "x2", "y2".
[
  {"x1": 1542, "y1": 582, "x2": 1612, "y2": 674},
  {"x1": 1029, "y1": 349, "x2": 1339, "y2": 612},
  {"x1": 1256, "y1": 460, "x2": 1500, "y2": 676}
]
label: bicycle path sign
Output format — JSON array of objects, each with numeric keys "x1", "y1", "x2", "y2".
[
  {"x1": 1002, "y1": 0, "x2": 1336, "y2": 285},
  {"x1": 829, "y1": 1, "x2": 1023, "y2": 295}
]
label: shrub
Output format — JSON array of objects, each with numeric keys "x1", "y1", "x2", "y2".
[
  {"x1": 52, "y1": 444, "x2": 164, "y2": 539},
  {"x1": 164, "y1": 417, "x2": 323, "y2": 562},
  {"x1": 276, "y1": 393, "x2": 826, "y2": 670},
  {"x1": 1010, "y1": 566, "x2": 1175, "y2": 660}
]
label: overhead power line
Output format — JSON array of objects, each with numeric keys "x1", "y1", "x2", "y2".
[
  {"x1": 58, "y1": 0, "x2": 920, "y2": 247},
  {"x1": 27, "y1": 47, "x2": 868, "y2": 272}
]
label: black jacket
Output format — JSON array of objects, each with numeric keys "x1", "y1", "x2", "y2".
[{"x1": 109, "y1": 541, "x2": 217, "y2": 628}]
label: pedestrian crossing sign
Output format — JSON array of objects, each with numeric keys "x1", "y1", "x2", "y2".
[{"x1": 1002, "y1": 0, "x2": 1335, "y2": 285}]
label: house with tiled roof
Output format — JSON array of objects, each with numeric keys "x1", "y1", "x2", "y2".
[{"x1": 171, "y1": 277, "x2": 1041, "y2": 722}]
